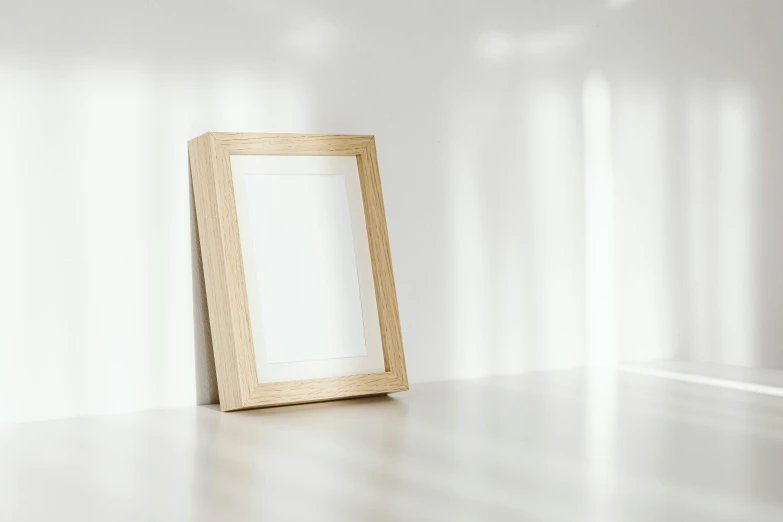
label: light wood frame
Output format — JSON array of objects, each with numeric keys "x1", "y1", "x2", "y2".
[{"x1": 188, "y1": 133, "x2": 408, "y2": 411}]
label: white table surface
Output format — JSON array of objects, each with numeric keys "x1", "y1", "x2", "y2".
[{"x1": 2, "y1": 368, "x2": 782, "y2": 521}]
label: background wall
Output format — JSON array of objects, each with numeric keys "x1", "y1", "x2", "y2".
[{"x1": 1, "y1": 0, "x2": 781, "y2": 424}]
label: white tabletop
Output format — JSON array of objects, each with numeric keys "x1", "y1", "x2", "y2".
[{"x1": 2, "y1": 368, "x2": 782, "y2": 522}]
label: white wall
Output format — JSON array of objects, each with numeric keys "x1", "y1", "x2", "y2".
[{"x1": 1, "y1": 0, "x2": 781, "y2": 424}]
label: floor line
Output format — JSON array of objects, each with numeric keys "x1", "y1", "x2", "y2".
[{"x1": 617, "y1": 365, "x2": 783, "y2": 398}]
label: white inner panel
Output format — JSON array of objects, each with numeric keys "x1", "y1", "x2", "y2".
[
  {"x1": 231, "y1": 155, "x2": 386, "y2": 383},
  {"x1": 244, "y1": 174, "x2": 367, "y2": 363}
]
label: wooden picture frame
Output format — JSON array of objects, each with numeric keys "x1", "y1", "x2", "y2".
[{"x1": 188, "y1": 133, "x2": 408, "y2": 411}]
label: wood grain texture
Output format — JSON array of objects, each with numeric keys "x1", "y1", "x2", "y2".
[
  {"x1": 212, "y1": 133, "x2": 373, "y2": 156},
  {"x1": 189, "y1": 134, "x2": 258, "y2": 411},
  {"x1": 188, "y1": 132, "x2": 407, "y2": 411},
  {"x1": 245, "y1": 373, "x2": 406, "y2": 409},
  {"x1": 356, "y1": 138, "x2": 408, "y2": 388}
]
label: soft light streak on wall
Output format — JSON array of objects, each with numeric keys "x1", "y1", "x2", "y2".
[
  {"x1": 0, "y1": 66, "x2": 314, "y2": 424},
  {"x1": 526, "y1": 84, "x2": 584, "y2": 369},
  {"x1": 613, "y1": 83, "x2": 673, "y2": 363},
  {"x1": 718, "y1": 87, "x2": 758, "y2": 366},
  {"x1": 73, "y1": 69, "x2": 158, "y2": 413},
  {"x1": 0, "y1": 64, "x2": 28, "y2": 423},
  {"x1": 448, "y1": 97, "x2": 492, "y2": 379},
  {"x1": 583, "y1": 72, "x2": 617, "y2": 366},
  {"x1": 683, "y1": 89, "x2": 712, "y2": 362}
]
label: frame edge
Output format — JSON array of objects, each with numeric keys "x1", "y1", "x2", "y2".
[
  {"x1": 189, "y1": 133, "x2": 257, "y2": 411},
  {"x1": 356, "y1": 138, "x2": 409, "y2": 390},
  {"x1": 191, "y1": 132, "x2": 408, "y2": 411}
]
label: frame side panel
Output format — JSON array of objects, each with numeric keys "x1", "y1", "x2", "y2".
[
  {"x1": 356, "y1": 139, "x2": 408, "y2": 388},
  {"x1": 210, "y1": 141, "x2": 260, "y2": 404},
  {"x1": 189, "y1": 134, "x2": 257, "y2": 410}
]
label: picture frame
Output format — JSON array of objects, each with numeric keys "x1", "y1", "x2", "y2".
[{"x1": 188, "y1": 133, "x2": 408, "y2": 411}]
